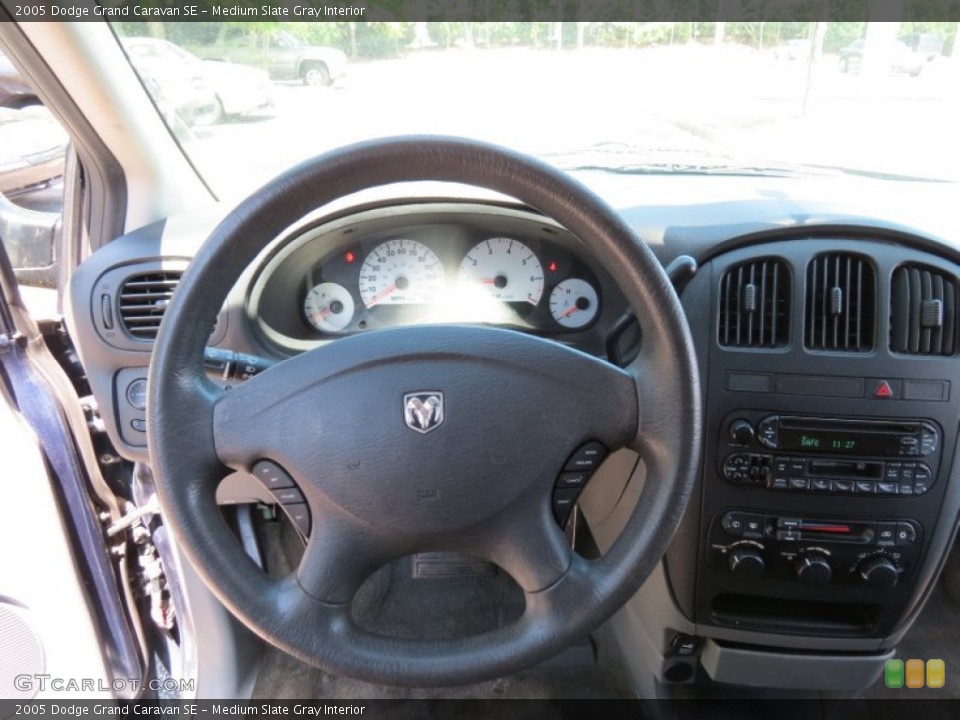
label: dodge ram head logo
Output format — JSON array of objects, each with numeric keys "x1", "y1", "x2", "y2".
[{"x1": 404, "y1": 392, "x2": 444, "y2": 434}]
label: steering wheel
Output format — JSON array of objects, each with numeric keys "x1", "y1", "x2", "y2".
[{"x1": 148, "y1": 136, "x2": 701, "y2": 687}]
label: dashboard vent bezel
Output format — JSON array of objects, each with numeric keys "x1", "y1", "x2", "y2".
[
  {"x1": 717, "y1": 257, "x2": 791, "y2": 350},
  {"x1": 890, "y1": 263, "x2": 958, "y2": 357},
  {"x1": 804, "y1": 252, "x2": 876, "y2": 353},
  {"x1": 117, "y1": 271, "x2": 183, "y2": 341}
]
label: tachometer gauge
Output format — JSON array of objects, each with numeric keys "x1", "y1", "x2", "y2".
[
  {"x1": 359, "y1": 239, "x2": 445, "y2": 308},
  {"x1": 303, "y1": 282, "x2": 355, "y2": 332},
  {"x1": 458, "y1": 237, "x2": 544, "y2": 305},
  {"x1": 549, "y1": 279, "x2": 599, "y2": 329}
]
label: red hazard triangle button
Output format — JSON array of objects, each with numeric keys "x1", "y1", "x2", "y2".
[{"x1": 874, "y1": 381, "x2": 894, "y2": 398}]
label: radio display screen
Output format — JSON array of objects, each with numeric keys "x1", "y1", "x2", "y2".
[{"x1": 780, "y1": 428, "x2": 896, "y2": 456}]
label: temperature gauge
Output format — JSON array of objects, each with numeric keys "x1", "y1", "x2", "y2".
[
  {"x1": 549, "y1": 279, "x2": 599, "y2": 329},
  {"x1": 304, "y1": 282, "x2": 355, "y2": 333}
]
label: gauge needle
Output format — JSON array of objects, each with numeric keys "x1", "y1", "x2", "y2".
[
  {"x1": 559, "y1": 304, "x2": 581, "y2": 318},
  {"x1": 313, "y1": 307, "x2": 333, "y2": 319},
  {"x1": 368, "y1": 283, "x2": 398, "y2": 307}
]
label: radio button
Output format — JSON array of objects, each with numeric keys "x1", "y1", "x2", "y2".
[
  {"x1": 920, "y1": 423, "x2": 938, "y2": 455},
  {"x1": 729, "y1": 419, "x2": 756, "y2": 445},
  {"x1": 884, "y1": 463, "x2": 902, "y2": 482},
  {"x1": 723, "y1": 453, "x2": 751, "y2": 483},
  {"x1": 771, "y1": 478, "x2": 789, "y2": 490},
  {"x1": 810, "y1": 478, "x2": 831, "y2": 492},
  {"x1": 877, "y1": 482, "x2": 900, "y2": 495},
  {"x1": 855, "y1": 481, "x2": 876, "y2": 494},
  {"x1": 895, "y1": 522, "x2": 917, "y2": 545},
  {"x1": 900, "y1": 464, "x2": 916, "y2": 482},
  {"x1": 788, "y1": 478, "x2": 809, "y2": 491},
  {"x1": 788, "y1": 460, "x2": 807, "y2": 477},
  {"x1": 757, "y1": 415, "x2": 779, "y2": 449},
  {"x1": 831, "y1": 479, "x2": 854, "y2": 493},
  {"x1": 899, "y1": 437, "x2": 920, "y2": 456},
  {"x1": 899, "y1": 484, "x2": 914, "y2": 496},
  {"x1": 773, "y1": 458, "x2": 790, "y2": 476}
]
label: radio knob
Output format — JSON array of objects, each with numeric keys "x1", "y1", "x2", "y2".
[
  {"x1": 858, "y1": 556, "x2": 899, "y2": 590},
  {"x1": 729, "y1": 419, "x2": 756, "y2": 445},
  {"x1": 795, "y1": 552, "x2": 832, "y2": 585},
  {"x1": 728, "y1": 546, "x2": 765, "y2": 579}
]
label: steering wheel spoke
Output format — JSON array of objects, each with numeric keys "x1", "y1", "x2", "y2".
[
  {"x1": 475, "y1": 488, "x2": 574, "y2": 594},
  {"x1": 296, "y1": 503, "x2": 410, "y2": 605}
]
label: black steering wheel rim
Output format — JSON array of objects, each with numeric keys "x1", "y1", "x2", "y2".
[{"x1": 147, "y1": 136, "x2": 701, "y2": 687}]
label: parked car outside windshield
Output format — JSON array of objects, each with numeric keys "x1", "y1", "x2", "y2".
[
  {"x1": 192, "y1": 28, "x2": 348, "y2": 87},
  {"x1": 121, "y1": 37, "x2": 273, "y2": 126},
  {"x1": 112, "y1": 22, "x2": 958, "y2": 199}
]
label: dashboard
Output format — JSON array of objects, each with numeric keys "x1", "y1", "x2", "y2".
[{"x1": 64, "y1": 172, "x2": 960, "y2": 691}]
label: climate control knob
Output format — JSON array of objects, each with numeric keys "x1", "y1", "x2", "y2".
[
  {"x1": 795, "y1": 552, "x2": 832, "y2": 585},
  {"x1": 728, "y1": 546, "x2": 765, "y2": 579},
  {"x1": 858, "y1": 555, "x2": 899, "y2": 590},
  {"x1": 729, "y1": 419, "x2": 756, "y2": 445}
]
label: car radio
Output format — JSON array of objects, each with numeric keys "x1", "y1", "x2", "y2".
[{"x1": 719, "y1": 413, "x2": 942, "y2": 497}]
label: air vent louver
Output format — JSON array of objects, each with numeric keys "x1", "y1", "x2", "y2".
[
  {"x1": 805, "y1": 253, "x2": 875, "y2": 352},
  {"x1": 117, "y1": 271, "x2": 181, "y2": 340},
  {"x1": 890, "y1": 264, "x2": 957, "y2": 356},
  {"x1": 718, "y1": 258, "x2": 790, "y2": 348}
]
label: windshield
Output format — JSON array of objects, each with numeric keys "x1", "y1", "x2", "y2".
[{"x1": 111, "y1": 21, "x2": 960, "y2": 196}]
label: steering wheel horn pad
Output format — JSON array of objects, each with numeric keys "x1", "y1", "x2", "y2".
[{"x1": 148, "y1": 136, "x2": 701, "y2": 686}]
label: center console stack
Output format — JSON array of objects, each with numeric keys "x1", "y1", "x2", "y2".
[{"x1": 670, "y1": 240, "x2": 960, "y2": 648}]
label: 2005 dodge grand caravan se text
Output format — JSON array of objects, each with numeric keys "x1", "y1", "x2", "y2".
[{"x1": 1, "y1": 13, "x2": 960, "y2": 718}]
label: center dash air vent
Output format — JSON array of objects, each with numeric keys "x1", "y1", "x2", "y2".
[
  {"x1": 718, "y1": 258, "x2": 790, "y2": 348},
  {"x1": 890, "y1": 264, "x2": 957, "y2": 356},
  {"x1": 117, "y1": 271, "x2": 182, "y2": 340},
  {"x1": 805, "y1": 253, "x2": 875, "y2": 352}
]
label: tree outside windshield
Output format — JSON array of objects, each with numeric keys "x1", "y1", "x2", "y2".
[{"x1": 111, "y1": 21, "x2": 960, "y2": 195}]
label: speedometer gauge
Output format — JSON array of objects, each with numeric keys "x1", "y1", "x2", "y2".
[
  {"x1": 359, "y1": 239, "x2": 445, "y2": 308},
  {"x1": 459, "y1": 237, "x2": 544, "y2": 305},
  {"x1": 303, "y1": 282, "x2": 355, "y2": 332},
  {"x1": 549, "y1": 279, "x2": 599, "y2": 329}
]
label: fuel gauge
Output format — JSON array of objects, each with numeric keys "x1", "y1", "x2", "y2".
[
  {"x1": 549, "y1": 279, "x2": 599, "y2": 329},
  {"x1": 304, "y1": 282, "x2": 355, "y2": 333}
]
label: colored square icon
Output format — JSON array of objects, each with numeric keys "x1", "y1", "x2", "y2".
[
  {"x1": 885, "y1": 659, "x2": 904, "y2": 688},
  {"x1": 927, "y1": 659, "x2": 945, "y2": 689},
  {"x1": 905, "y1": 658, "x2": 925, "y2": 688}
]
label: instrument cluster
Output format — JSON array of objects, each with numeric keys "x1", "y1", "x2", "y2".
[
  {"x1": 245, "y1": 203, "x2": 623, "y2": 356},
  {"x1": 300, "y1": 234, "x2": 602, "y2": 335}
]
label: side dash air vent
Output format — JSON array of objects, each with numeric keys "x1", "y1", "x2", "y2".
[
  {"x1": 805, "y1": 253, "x2": 875, "y2": 352},
  {"x1": 117, "y1": 271, "x2": 182, "y2": 340},
  {"x1": 718, "y1": 258, "x2": 790, "y2": 348},
  {"x1": 890, "y1": 264, "x2": 957, "y2": 356}
]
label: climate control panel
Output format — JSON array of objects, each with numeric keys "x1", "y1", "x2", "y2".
[{"x1": 707, "y1": 510, "x2": 922, "y2": 590}]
